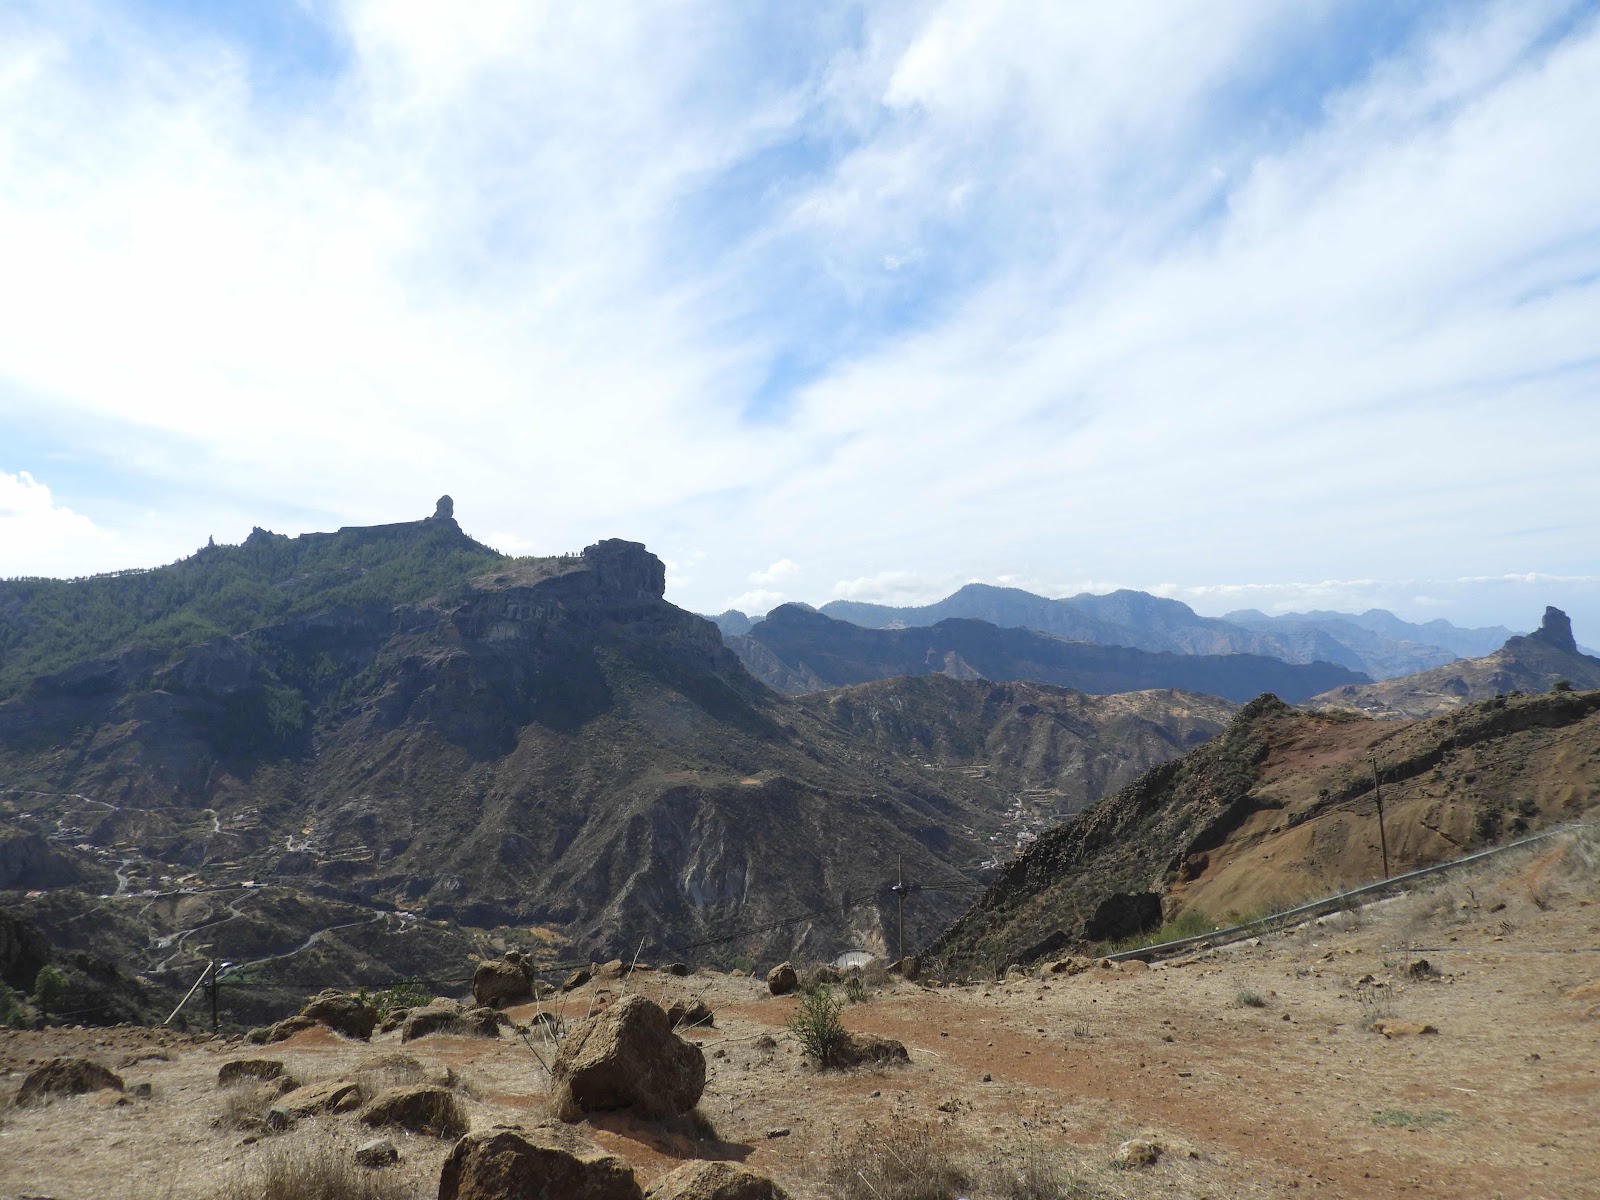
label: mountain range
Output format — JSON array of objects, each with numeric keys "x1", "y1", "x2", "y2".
[
  {"x1": 1308, "y1": 606, "x2": 1600, "y2": 719},
  {"x1": 0, "y1": 504, "x2": 1237, "y2": 1023},
  {"x1": 726, "y1": 603, "x2": 1368, "y2": 703},
  {"x1": 712, "y1": 584, "x2": 1516, "y2": 680}
]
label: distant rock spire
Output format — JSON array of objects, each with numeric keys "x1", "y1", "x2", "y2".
[
  {"x1": 433, "y1": 495, "x2": 455, "y2": 522},
  {"x1": 1529, "y1": 606, "x2": 1577, "y2": 653}
]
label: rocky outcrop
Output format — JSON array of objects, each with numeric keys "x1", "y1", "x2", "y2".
[
  {"x1": 1081, "y1": 892, "x2": 1163, "y2": 942},
  {"x1": 1527, "y1": 606, "x2": 1578, "y2": 654},
  {"x1": 473, "y1": 957, "x2": 534, "y2": 1008},
  {"x1": 766, "y1": 963, "x2": 797, "y2": 996},
  {"x1": 17, "y1": 1058, "x2": 123, "y2": 1105},
  {"x1": 217, "y1": 1059, "x2": 289, "y2": 1087},
  {"x1": 644, "y1": 1161, "x2": 790, "y2": 1200},
  {"x1": 299, "y1": 990, "x2": 378, "y2": 1040},
  {"x1": 438, "y1": 1124, "x2": 644, "y2": 1200},
  {"x1": 550, "y1": 995, "x2": 706, "y2": 1122}
]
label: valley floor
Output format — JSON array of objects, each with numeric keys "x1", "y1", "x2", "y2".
[{"x1": 2, "y1": 831, "x2": 1598, "y2": 1200}]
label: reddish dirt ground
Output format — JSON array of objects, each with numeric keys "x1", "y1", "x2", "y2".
[{"x1": 2, "y1": 832, "x2": 1597, "y2": 1200}]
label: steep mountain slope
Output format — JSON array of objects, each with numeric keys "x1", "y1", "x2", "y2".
[
  {"x1": 932, "y1": 686, "x2": 1600, "y2": 970},
  {"x1": 819, "y1": 584, "x2": 1473, "y2": 679},
  {"x1": 796, "y1": 675, "x2": 1234, "y2": 831},
  {"x1": 0, "y1": 509, "x2": 1019, "y2": 988},
  {"x1": 730, "y1": 604, "x2": 1368, "y2": 703},
  {"x1": 1309, "y1": 607, "x2": 1600, "y2": 718}
]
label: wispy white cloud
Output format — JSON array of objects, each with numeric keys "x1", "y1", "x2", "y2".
[
  {"x1": 0, "y1": 471, "x2": 106, "y2": 577},
  {"x1": 748, "y1": 558, "x2": 800, "y2": 584},
  {"x1": 722, "y1": 588, "x2": 786, "y2": 616},
  {"x1": 1, "y1": 1, "x2": 1596, "y2": 636}
]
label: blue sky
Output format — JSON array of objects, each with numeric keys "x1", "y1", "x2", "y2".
[{"x1": 2, "y1": 0, "x2": 1598, "y2": 641}]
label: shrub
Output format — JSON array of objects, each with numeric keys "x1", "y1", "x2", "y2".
[
  {"x1": 787, "y1": 984, "x2": 846, "y2": 1068},
  {"x1": 843, "y1": 975, "x2": 869, "y2": 1004},
  {"x1": 1236, "y1": 989, "x2": 1267, "y2": 1009},
  {"x1": 32, "y1": 966, "x2": 68, "y2": 1015},
  {"x1": 214, "y1": 1082, "x2": 279, "y2": 1132},
  {"x1": 825, "y1": 1118, "x2": 970, "y2": 1200},
  {"x1": 219, "y1": 1137, "x2": 409, "y2": 1200}
]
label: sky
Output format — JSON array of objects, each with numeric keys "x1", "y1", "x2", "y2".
[{"x1": 2, "y1": 0, "x2": 1598, "y2": 641}]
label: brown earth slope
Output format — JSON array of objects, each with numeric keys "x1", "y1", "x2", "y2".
[
  {"x1": 932, "y1": 687, "x2": 1600, "y2": 970},
  {"x1": 1310, "y1": 606, "x2": 1600, "y2": 719}
]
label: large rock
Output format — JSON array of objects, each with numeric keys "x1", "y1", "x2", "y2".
[
  {"x1": 666, "y1": 998, "x2": 714, "y2": 1029},
  {"x1": 562, "y1": 968, "x2": 593, "y2": 992},
  {"x1": 358, "y1": 1084, "x2": 466, "y2": 1136},
  {"x1": 766, "y1": 963, "x2": 797, "y2": 996},
  {"x1": 299, "y1": 989, "x2": 378, "y2": 1040},
  {"x1": 644, "y1": 1161, "x2": 790, "y2": 1200},
  {"x1": 274, "y1": 1078, "x2": 364, "y2": 1117},
  {"x1": 474, "y1": 958, "x2": 534, "y2": 1008},
  {"x1": 438, "y1": 1124, "x2": 644, "y2": 1200},
  {"x1": 17, "y1": 1057, "x2": 124, "y2": 1106},
  {"x1": 248, "y1": 1014, "x2": 318, "y2": 1044},
  {"x1": 550, "y1": 995, "x2": 706, "y2": 1122},
  {"x1": 402, "y1": 1000, "x2": 504, "y2": 1042}
]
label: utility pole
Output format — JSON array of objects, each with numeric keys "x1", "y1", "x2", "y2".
[
  {"x1": 894, "y1": 855, "x2": 906, "y2": 960},
  {"x1": 209, "y1": 960, "x2": 220, "y2": 1034},
  {"x1": 1371, "y1": 758, "x2": 1391, "y2": 880}
]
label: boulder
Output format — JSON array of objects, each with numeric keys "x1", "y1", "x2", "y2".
[
  {"x1": 666, "y1": 998, "x2": 714, "y2": 1030},
  {"x1": 275, "y1": 1078, "x2": 364, "y2": 1117},
  {"x1": 401, "y1": 1001, "x2": 501, "y2": 1042},
  {"x1": 550, "y1": 995, "x2": 706, "y2": 1122},
  {"x1": 664, "y1": 963, "x2": 690, "y2": 977},
  {"x1": 597, "y1": 959, "x2": 629, "y2": 980},
  {"x1": 766, "y1": 963, "x2": 797, "y2": 996},
  {"x1": 355, "y1": 1137, "x2": 400, "y2": 1168},
  {"x1": 474, "y1": 959, "x2": 534, "y2": 1009},
  {"x1": 834, "y1": 1031, "x2": 910, "y2": 1068},
  {"x1": 358, "y1": 1085, "x2": 466, "y2": 1136},
  {"x1": 438, "y1": 1124, "x2": 644, "y2": 1200},
  {"x1": 248, "y1": 1014, "x2": 318, "y2": 1044},
  {"x1": 562, "y1": 968, "x2": 593, "y2": 992},
  {"x1": 17, "y1": 1057, "x2": 124, "y2": 1106},
  {"x1": 299, "y1": 989, "x2": 378, "y2": 1040},
  {"x1": 218, "y1": 1059, "x2": 289, "y2": 1088},
  {"x1": 644, "y1": 1161, "x2": 790, "y2": 1200}
]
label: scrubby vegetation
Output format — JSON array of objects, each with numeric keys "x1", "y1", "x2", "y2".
[
  {"x1": 218, "y1": 1136, "x2": 410, "y2": 1200},
  {"x1": 787, "y1": 983, "x2": 847, "y2": 1067},
  {"x1": 824, "y1": 1117, "x2": 972, "y2": 1200},
  {"x1": 0, "y1": 518, "x2": 506, "y2": 696}
]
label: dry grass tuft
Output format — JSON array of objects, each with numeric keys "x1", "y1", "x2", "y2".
[
  {"x1": 824, "y1": 1117, "x2": 971, "y2": 1200},
  {"x1": 218, "y1": 1137, "x2": 410, "y2": 1200},
  {"x1": 985, "y1": 1141, "x2": 1099, "y2": 1199},
  {"x1": 213, "y1": 1082, "x2": 280, "y2": 1132}
]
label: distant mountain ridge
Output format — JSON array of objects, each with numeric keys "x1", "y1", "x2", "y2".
[
  {"x1": 810, "y1": 584, "x2": 1495, "y2": 680},
  {"x1": 1309, "y1": 607, "x2": 1600, "y2": 718},
  {"x1": 728, "y1": 604, "x2": 1368, "y2": 704}
]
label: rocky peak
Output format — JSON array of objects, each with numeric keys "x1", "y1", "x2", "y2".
[
  {"x1": 432, "y1": 495, "x2": 455, "y2": 521},
  {"x1": 580, "y1": 539, "x2": 665, "y2": 600},
  {"x1": 1527, "y1": 606, "x2": 1577, "y2": 654}
]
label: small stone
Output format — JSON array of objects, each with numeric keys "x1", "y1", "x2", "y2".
[
  {"x1": 767, "y1": 1127, "x2": 790, "y2": 1138},
  {"x1": 1372, "y1": 1021, "x2": 1438, "y2": 1038},
  {"x1": 981, "y1": 1073, "x2": 992, "y2": 1082}
]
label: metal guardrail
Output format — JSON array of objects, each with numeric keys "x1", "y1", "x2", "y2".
[{"x1": 1104, "y1": 822, "x2": 1590, "y2": 963}]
